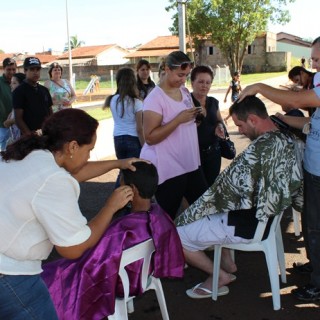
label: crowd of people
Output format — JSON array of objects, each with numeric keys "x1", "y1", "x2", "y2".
[{"x1": 1, "y1": 35, "x2": 320, "y2": 318}]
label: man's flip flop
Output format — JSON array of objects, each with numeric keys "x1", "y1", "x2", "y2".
[{"x1": 186, "y1": 283, "x2": 229, "y2": 299}]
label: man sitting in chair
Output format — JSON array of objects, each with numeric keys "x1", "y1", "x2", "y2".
[
  {"x1": 42, "y1": 162, "x2": 184, "y2": 319},
  {"x1": 175, "y1": 96, "x2": 303, "y2": 299}
]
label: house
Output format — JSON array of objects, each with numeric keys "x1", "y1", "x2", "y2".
[
  {"x1": 52, "y1": 44, "x2": 130, "y2": 66},
  {"x1": 0, "y1": 52, "x2": 58, "y2": 74},
  {"x1": 125, "y1": 35, "x2": 184, "y2": 64},
  {"x1": 125, "y1": 33, "x2": 287, "y2": 73},
  {"x1": 276, "y1": 32, "x2": 312, "y2": 60}
]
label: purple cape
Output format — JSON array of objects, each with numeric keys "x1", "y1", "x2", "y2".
[{"x1": 42, "y1": 204, "x2": 184, "y2": 319}]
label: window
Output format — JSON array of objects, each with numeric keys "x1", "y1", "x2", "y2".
[{"x1": 208, "y1": 46, "x2": 214, "y2": 55}]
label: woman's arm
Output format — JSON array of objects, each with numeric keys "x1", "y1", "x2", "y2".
[
  {"x1": 239, "y1": 83, "x2": 320, "y2": 108},
  {"x1": 64, "y1": 79, "x2": 77, "y2": 106},
  {"x1": 135, "y1": 110, "x2": 145, "y2": 146},
  {"x1": 72, "y1": 158, "x2": 146, "y2": 182},
  {"x1": 143, "y1": 109, "x2": 198, "y2": 145},
  {"x1": 275, "y1": 113, "x2": 310, "y2": 130},
  {"x1": 55, "y1": 185, "x2": 133, "y2": 259}
]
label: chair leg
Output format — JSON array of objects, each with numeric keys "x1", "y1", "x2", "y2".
[
  {"x1": 276, "y1": 228, "x2": 287, "y2": 283},
  {"x1": 263, "y1": 242, "x2": 281, "y2": 310},
  {"x1": 148, "y1": 277, "x2": 170, "y2": 320},
  {"x1": 127, "y1": 299, "x2": 134, "y2": 314},
  {"x1": 212, "y1": 245, "x2": 223, "y2": 300},
  {"x1": 109, "y1": 298, "x2": 129, "y2": 320},
  {"x1": 292, "y1": 208, "x2": 301, "y2": 237}
]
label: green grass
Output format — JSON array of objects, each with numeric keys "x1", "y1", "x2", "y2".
[{"x1": 84, "y1": 107, "x2": 112, "y2": 121}]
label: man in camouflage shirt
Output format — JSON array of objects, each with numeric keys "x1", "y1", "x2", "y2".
[{"x1": 176, "y1": 96, "x2": 303, "y2": 299}]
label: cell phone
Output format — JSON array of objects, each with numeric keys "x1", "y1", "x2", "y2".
[{"x1": 195, "y1": 107, "x2": 202, "y2": 111}]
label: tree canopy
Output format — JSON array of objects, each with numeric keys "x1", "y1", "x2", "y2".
[{"x1": 166, "y1": 0, "x2": 295, "y2": 75}]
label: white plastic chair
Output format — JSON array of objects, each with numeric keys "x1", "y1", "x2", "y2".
[
  {"x1": 292, "y1": 208, "x2": 301, "y2": 237},
  {"x1": 212, "y1": 212, "x2": 286, "y2": 311},
  {"x1": 108, "y1": 239, "x2": 169, "y2": 320}
]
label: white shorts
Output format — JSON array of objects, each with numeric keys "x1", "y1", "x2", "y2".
[{"x1": 177, "y1": 213, "x2": 251, "y2": 252}]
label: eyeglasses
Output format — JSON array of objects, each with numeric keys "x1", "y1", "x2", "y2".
[{"x1": 170, "y1": 61, "x2": 194, "y2": 70}]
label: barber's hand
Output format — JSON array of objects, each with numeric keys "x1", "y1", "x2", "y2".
[
  {"x1": 237, "y1": 84, "x2": 260, "y2": 102},
  {"x1": 105, "y1": 185, "x2": 133, "y2": 212},
  {"x1": 119, "y1": 158, "x2": 150, "y2": 172}
]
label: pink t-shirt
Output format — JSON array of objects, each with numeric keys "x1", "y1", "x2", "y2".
[{"x1": 140, "y1": 86, "x2": 200, "y2": 184}]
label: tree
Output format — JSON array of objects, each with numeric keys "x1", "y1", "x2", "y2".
[
  {"x1": 64, "y1": 35, "x2": 85, "y2": 51},
  {"x1": 166, "y1": 0, "x2": 295, "y2": 75}
]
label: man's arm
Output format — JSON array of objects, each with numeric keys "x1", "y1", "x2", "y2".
[
  {"x1": 14, "y1": 108, "x2": 31, "y2": 135},
  {"x1": 239, "y1": 83, "x2": 320, "y2": 108}
]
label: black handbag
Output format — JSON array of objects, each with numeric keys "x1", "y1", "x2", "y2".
[{"x1": 219, "y1": 125, "x2": 236, "y2": 159}]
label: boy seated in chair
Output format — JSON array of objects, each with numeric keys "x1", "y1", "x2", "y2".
[
  {"x1": 42, "y1": 162, "x2": 184, "y2": 319},
  {"x1": 175, "y1": 96, "x2": 303, "y2": 299}
]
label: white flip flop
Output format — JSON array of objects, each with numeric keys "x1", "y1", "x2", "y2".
[{"x1": 186, "y1": 283, "x2": 229, "y2": 299}]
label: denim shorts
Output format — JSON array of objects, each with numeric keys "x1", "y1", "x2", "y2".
[{"x1": 0, "y1": 274, "x2": 58, "y2": 319}]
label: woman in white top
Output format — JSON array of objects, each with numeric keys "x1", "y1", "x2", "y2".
[
  {"x1": 104, "y1": 67, "x2": 144, "y2": 187},
  {"x1": 0, "y1": 108, "x2": 140, "y2": 319},
  {"x1": 44, "y1": 62, "x2": 77, "y2": 113}
]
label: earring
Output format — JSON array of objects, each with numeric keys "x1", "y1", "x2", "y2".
[{"x1": 70, "y1": 155, "x2": 73, "y2": 159}]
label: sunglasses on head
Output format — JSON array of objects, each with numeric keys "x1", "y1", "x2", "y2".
[{"x1": 170, "y1": 61, "x2": 194, "y2": 70}]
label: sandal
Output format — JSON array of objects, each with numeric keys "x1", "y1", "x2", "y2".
[
  {"x1": 186, "y1": 283, "x2": 229, "y2": 299},
  {"x1": 293, "y1": 262, "x2": 313, "y2": 274}
]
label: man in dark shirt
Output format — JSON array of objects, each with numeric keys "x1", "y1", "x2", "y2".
[
  {"x1": 0, "y1": 58, "x2": 16, "y2": 150},
  {"x1": 13, "y1": 57, "x2": 52, "y2": 135}
]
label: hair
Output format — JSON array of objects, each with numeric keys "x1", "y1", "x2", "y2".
[
  {"x1": 312, "y1": 36, "x2": 320, "y2": 46},
  {"x1": 48, "y1": 62, "x2": 63, "y2": 79},
  {"x1": 288, "y1": 66, "x2": 313, "y2": 80},
  {"x1": 122, "y1": 161, "x2": 158, "y2": 199},
  {"x1": 1, "y1": 109, "x2": 98, "y2": 161},
  {"x1": 103, "y1": 67, "x2": 139, "y2": 117},
  {"x1": 229, "y1": 96, "x2": 268, "y2": 121},
  {"x1": 3, "y1": 57, "x2": 16, "y2": 68},
  {"x1": 190, "y1": 65, "x2": 214, "y2": 82},
  {"x1": 233, "y1": 71, "x2": 240, "y2": 77},
  {"x1": 136, "y1": 59, "x2": 155, "y2": 97},
  {"x1": 165, "y1": 51, "x2": 192, "y2": 70},
  {"x1": 12, "y1": 73, "x2": 26, "y2": 84}
]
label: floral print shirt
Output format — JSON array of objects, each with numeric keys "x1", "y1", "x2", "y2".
[{"x1": 175, "y1": 130, "x2": 303, "y2": 227}]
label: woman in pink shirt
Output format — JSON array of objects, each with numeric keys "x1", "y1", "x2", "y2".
[{"x1": 140, "y1": 51, "x2": 208, "y2": 219}]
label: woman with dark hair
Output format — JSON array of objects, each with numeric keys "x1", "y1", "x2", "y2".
[
  {"x1": 140, "y1": 51, "x2": 208, "y2": 219},
  {"x1": 191, "y1": 65, "x2": 225, "y2": 186},
  {"x1": 44, "y1": 62, "x2": 77, "y2": 113},
  {"x1": 136, "y1": 59, "x2": 155, "y2": 100},
  {"x1": 3, "y1": 72, "x2": 26, "y2": 144},
  {"x1": 104, "y1": 67, "x2": 144, "y2": 187},
  {"x1": 0, "y1": 108, "x2": 140, "y2": 319}
]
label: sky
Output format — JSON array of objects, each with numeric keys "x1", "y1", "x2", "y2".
[{"x1": 0, "y1": 0, "x2": 319, "y2": 54}]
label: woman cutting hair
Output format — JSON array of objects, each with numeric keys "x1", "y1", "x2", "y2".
[{"x1": 0, "y1": 108, "x2": 141, "y2": 319}]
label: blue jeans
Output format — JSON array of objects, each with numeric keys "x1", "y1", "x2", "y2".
[
  {"x1": 304, "y1": 170, "x2": 320, "y2": 287},
  {"x1": 0, "y1": 127, "x2": 9, "y2": 151},
  {"x1": 0, "y1": 274, "x2": 58, "y2": 319},
  {"x1": 114, "y1": 135, "x2": 142, "y2": 188}
]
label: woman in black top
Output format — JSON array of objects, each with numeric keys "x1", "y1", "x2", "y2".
[
  {"x1": 191, "y1": 65, "x2": 225, "y2": 186},
  {"x1": 136, "y1": 59, "x2": 155, "y2": 100}
]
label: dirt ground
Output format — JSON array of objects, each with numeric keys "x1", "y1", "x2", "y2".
[{"x1": 50, "y1": 94, "x2": 319, "y2": 319}]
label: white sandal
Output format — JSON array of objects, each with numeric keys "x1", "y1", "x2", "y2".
[{"x1": 186, "y1": 283, "x2": 229, "y2": 299}]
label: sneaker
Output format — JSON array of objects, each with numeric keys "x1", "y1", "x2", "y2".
[
  {"x1": 292, "y1": 284, "x2": 320, "y2": 302},
  {"x1": 292, "y1": 262, "x2": 313, "y2": 274}
]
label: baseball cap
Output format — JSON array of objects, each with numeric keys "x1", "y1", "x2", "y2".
[
  {"x1": 23, "y1": 57, "x2": 42, "y2": 69},
  {"x1": 3, "y1": 58, "x2": 16, "y2": 68}
]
